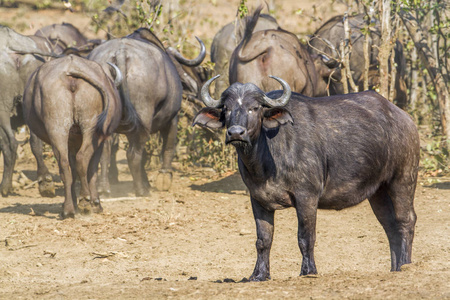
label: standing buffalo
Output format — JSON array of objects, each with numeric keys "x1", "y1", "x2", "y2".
[
  {"x1": 126, "y1": 27, "x2": 206, "y2": 99},
  {"x1": 308, "y1": 14, "x2": 407, "y2": 107},
  {"x1": 23, "y1": 55, "x2": 123, "y2": 218},
  {"x1": 211, "y1": 10, "x2": 280, "y2": 97},
  {"x1": 229, "y1": 7, "x2": 327, "y2": 97},
  {"x1": 0, "y1": 25, "x2": 57, "y2": 197},
  {"x1": 194, "y1": 75, "x2": 419, "y2": 280},
  {"x1": 88, "y1": 34, "x2": 196, "y2": 196}
]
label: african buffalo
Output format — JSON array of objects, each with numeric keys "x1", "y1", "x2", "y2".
[
  {"x1": 127, "y1": 27, "x2": 206, "y2": 98},
  {"x1": 193, "y1": 75, "x2": 419, "y2": 280},
  {"x1": 0, "y1": 25, "x2": 58, "y2": 197},
  {"x1": 35, "y1": 22, "x2": 102, "y2": 55},
  {"x1": 88, "y1": 36, "x2": 186, "y2": 196},
  {"x1": 23, "y1": 55, "x2": 123, "y2": 218},
  {"x1": 229, "y1": 7, "x2": 327, "y2": 97},
  {"x1": 211, "y1": 10, "x2": 279, "y2": 97},
  {"x1": 308, "y1": 14, "x2": 407, "y2": 107}
]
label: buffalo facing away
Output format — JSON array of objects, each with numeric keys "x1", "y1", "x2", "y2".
[
  {"x1": 211, "y1": 10, "x2": 279, "y2": 97},
  {"x1": 229, "y1": 7, "x2": 327, "y2": 97},
  {"x1": 194, "y1": 75, "x2": 419, "y2": 280},
  {"x1": 88, "y1": 34, "x2": 195, "y2": 196},
  {"x1": 23, "y1": 55, "x2": 123, "y2": 218}
]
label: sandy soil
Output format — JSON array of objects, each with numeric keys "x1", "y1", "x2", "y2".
[
  {"x1": 0, "y1": 1, "x2": 449, "y2": 299},
  {"x1": 0, "y1": 145, "x2": 449, "y2": 299}
]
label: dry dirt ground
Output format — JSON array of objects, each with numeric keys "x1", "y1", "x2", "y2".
[{"x1": 0, "y1": 1, "x2": 449, "y2": 299}]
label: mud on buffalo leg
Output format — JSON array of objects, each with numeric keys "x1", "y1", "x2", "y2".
[
  {"x1": 126, "y1": 132, "x2": 150, "y2": 197},
  {"x1": 30, "y1": 132, "x2": 55, "y2": 197},
  {"x1": 369, "y1": 181, "x2": 417, "y2": 271},
  {"x1": 249, "y1": 198, "x2": 274, "y2": 281},
  {"x1": 295, "y1": 197, "x2": 318, "y2": 275},
  {"x1": 0, "y1": 113, "x2": 18, "y2": 197},
  {"x1": 155, "y1": 115, "x2": 178, "y2": 191}
]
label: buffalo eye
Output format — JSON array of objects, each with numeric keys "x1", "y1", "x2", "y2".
[{"x1": 248, "y1": 107, "x2": 258, "y2": 114}]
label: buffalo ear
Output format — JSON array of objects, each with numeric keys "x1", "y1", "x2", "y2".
[
  {"x1": 262, "y1": 107, "x2": 293, "y2": 129},
  {"x1": 192, "y1": 107, "x2": 225, "y2": 129}
]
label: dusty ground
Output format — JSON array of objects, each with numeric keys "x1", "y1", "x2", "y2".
[
  {"x1": 0, "y1": 0, "x2": 449, "y2": 299},
  {"x1": 0, "y1": 144, "x2": 449, "y2": 299}
]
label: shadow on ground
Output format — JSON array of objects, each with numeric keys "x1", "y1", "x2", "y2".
[
  {"x1": 190, "y1": 173, "x2": 247, "y2": 194},
  {"x1": 425, "y1": 180, "x2": 450, "y2": 190},
  {"x1": 0, "y1": 202, "x2": 60, "y2": 219}
]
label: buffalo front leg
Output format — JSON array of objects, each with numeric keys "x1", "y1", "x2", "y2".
[
  {"x1": 249, "y1": 197, "x2": 274, "y2": 281},
  {"x1": 295, "y1": 198, "x2": 318, "y2": 275},
  {"x1": 155, "y1": 116, "x2": 178, "y2": 191},
  {"x1": 30, "y1": 132, "x2": 55, "y2": 197}
]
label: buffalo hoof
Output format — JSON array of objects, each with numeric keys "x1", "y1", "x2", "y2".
[
  {"x1": 78, "y1": 198, "x2": 92, "y2": 215},
  {"x1": 249, "y1": 273, "x2": 271, "y2": 282},
  {"x1": 155, "y1": 171, "x2": 172, "y2": 191},
  {"x1": 0, "y1": 184, "x2": 12, "y2": 197},
  {"x1": 92, "y1": 198, "x2": 103, "y2": 214},
  {"x1": 38, "y1": 175, "x2": 55, "y2": 198},
  {"x1": 61, "y1": 206, "x2": 76, "y2": 219}
]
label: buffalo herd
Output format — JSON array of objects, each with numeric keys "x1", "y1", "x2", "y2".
[{"x1": 0, "y1": 6, "x2": 419, "y2": 279}]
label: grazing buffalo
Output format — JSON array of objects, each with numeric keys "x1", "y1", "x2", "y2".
[
  {"x1": 88, "y1": 35, "x2": 187, "y2": 196},
  {"x1": 0, "y1": 25, "x2": 57, "y2": 197},
  {"x1": 229, "y1": 7, "x2": 327, "y2": 97},
  {"x1": 308, "y1": 14, "x2": 407, "y2": 107},
  {"x1": 23, "y1": 55, "x2": 123, "y2": 218},
  {"x1": 211, "y1": 10, "x2": 279, "y2": 97},
  {"x1": 193, "y1": 75, "x2": 419, "y2": 280}
]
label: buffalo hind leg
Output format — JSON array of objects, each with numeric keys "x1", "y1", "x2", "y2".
[
  {"x1": 126, "y1": 133, "x2": 149, "y2": 197},
  {"x1": 75, "y1": 134, "x2": 99, "y2": 215},
  {"x1": 109, "y1": 134, "x2": 119, "y2": 184},
  {"x1": 30, "y1": 132, "x2": 55, "y2": 197},
  {"x1": 52, "y1": 142, "x2": 76, "y2": 218},
  {"x1": 98, "y1": 136, "x2": 112, "y2": 197},
  {"x1": 249, "y1": 197, "x2": 274, "y2": 281},
  {"x1": 368, "y1": 183, "x2": 417, "y2": 271},
  {"x1": 155, "y1": 116, "x2": 178, "y2": 191},
  {"x1": 295, "y1": 197, "x2": 318, "y2": 275},
  {"x1": 87, "y1": 142, "x2": 104, "y2": 213},
  {"x1": 0, "y1": 117, "x2": 18, "y2": 196}
]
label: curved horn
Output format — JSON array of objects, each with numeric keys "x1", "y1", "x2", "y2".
[
  {"x1": 200, "y1": 75, "x2": 223, "y2": 108},
  {"x1": 167, "y1": 36, "x2": 206, "y2": 67},
  {"x1": 261, "y1": 76, "x2": 291, "y2": 107},
  {"x1": 320, "y1": 53, "x2": 339, "y2": 68},
  {"x1": 107, "y1": 62, "x2": 123, "y2": 87}
]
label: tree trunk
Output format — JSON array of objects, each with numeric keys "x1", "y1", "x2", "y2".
[
  {"x1": 399, "y1": 9, "x2": 450, "y2": 140},
  {"x1": 378, "y1": 0, "x2": 392, "y2": 99}
]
